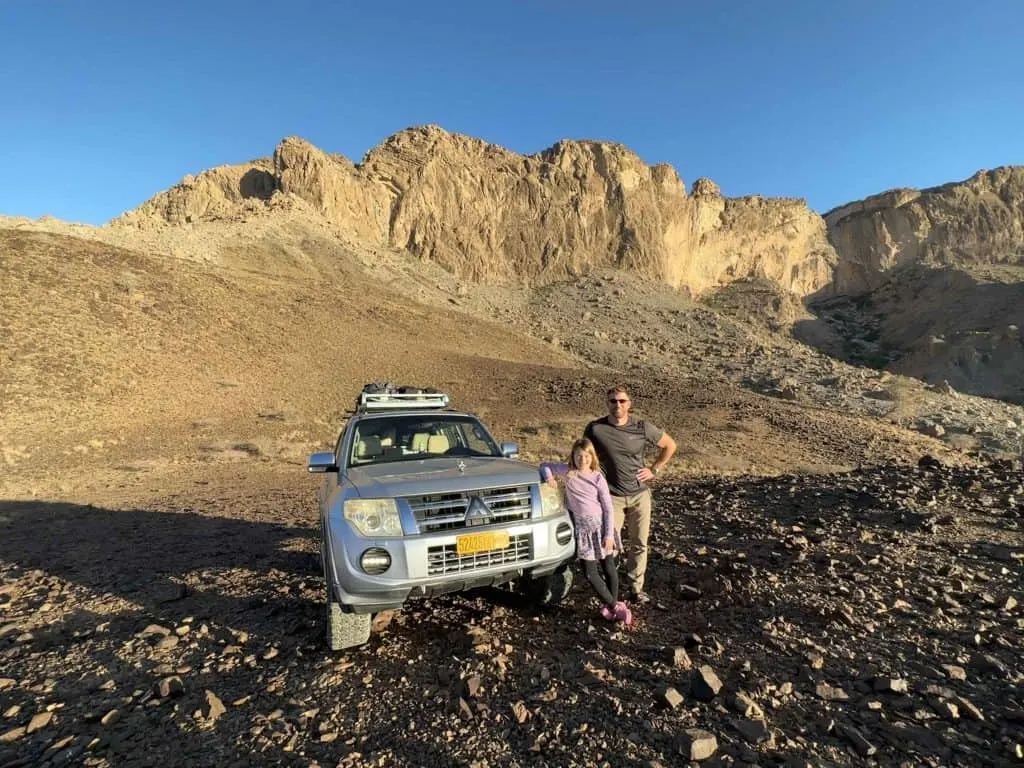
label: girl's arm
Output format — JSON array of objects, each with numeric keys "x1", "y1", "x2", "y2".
[
  {"x1": 539, "y1": 461, "x2": 570, "y2": 483},
  {"x1": 596, "y1": 474, "x2": 616, "y2": 539}
]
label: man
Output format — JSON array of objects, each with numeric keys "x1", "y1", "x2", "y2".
[{"x1": 584, "y1": 385, "x2": 676, "y2": 604}]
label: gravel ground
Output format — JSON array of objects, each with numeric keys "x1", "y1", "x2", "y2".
[{"x1": 1, "y1": 457, "x2": 1021, "y2": 767}]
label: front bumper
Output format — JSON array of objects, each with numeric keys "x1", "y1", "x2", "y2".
[{"x1": 324, "y1": 516, "x2": 576, "y2": 614}]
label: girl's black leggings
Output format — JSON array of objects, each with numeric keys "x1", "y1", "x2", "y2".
[{"x1": 582, "y1": 555, "x2": 619, "y2": 609}]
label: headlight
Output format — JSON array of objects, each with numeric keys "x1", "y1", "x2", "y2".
[
  {"x1": 540, "y1": 483, "x2": 563, "y2": 517},
  {"x1": 343, "y1": 498, "x2": 403, "y2": 537}
]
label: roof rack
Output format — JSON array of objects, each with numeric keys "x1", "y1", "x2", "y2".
[{"x1": 357, "y1": 391, "x2": 451, "y2": 411}]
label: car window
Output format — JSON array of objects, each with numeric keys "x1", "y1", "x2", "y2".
[{"x1": 348, "y1": 415, "x2": 501, "y2": 466}]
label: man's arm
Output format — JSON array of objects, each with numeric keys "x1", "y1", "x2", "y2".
[{"x1": 636, "y1": 431, "x2": 677, "y2": 482}]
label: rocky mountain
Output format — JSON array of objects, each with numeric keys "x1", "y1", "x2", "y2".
[
  {"x1": 113, "y1": 127, "x2": 1024, "y2": 308},
  {"x1": 824, "y1": 167, "x2": 1024, "y2": 295},
  {"x1": 114, "y1": 126, "x2": 838, "y2": 298},
  {"x1": 798, "y1": 168, "x2": 1024, "y2": 404}
]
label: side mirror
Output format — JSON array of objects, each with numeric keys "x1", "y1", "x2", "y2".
[
  {"x1": 307, "y1": 451, "x2": 339, "y2": 473},
  {"x1": 501, "y1": 442, "x2": 519, "y2": 459}
]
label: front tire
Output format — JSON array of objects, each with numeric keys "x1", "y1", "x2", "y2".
[
  {"x1": 323, "y1": 545, "x2": 371, "y2": 651},
  {"x1": 521, "y1": 565, "x2": 575, "y2": 607},
  {"x1": 327, "y1": 600, "x2": 371, "y2": 651}
]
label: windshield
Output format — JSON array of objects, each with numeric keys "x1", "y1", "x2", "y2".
[{"x1": 347, "y1": 414, "x2": 502, "y2": 467}]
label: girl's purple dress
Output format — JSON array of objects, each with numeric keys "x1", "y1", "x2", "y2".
[{"x1": 540, "y1": 462, "x2": 622, "y2": 561}]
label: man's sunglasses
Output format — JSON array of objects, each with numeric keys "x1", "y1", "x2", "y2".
[{"x1": 608, "y1": 398, "x2": 630, "y2": 404}]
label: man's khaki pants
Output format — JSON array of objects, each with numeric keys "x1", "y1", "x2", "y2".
[{"x1": 611, "y1": 489, "x2": 652, "y2": 593}]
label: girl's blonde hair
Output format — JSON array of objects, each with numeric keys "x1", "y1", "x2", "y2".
[{"x1": 568, "y1": 438, "x2": 601, "y2": 473}]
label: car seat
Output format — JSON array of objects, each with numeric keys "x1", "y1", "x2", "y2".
[
  {"x1": 426, "y1": 435, "x2": 450, "y2": 454},
  {"x1": 355, "y1": 435, "x2": 383, "y2": 460}
]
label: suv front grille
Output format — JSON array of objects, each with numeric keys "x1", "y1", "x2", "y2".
[
  {"x1": 426, "y1": 534, "x2": 533, "y2": 576},
  {"x1": 406, "y1": 486, "x2": 533, "y2": 532}
]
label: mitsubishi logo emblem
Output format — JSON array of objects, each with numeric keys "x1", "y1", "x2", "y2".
[
  {"x1": 465, "y1": 496, "x2": 492, "y2": 527},
  {"x1": 457, "y1": 460, "x2": 466, "y2": 474}
]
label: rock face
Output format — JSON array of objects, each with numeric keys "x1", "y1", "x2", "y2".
[
  {"x1": 114, "y1": 126, "x2": 837, "y2": 297},
  {"x1": 116, "y1": 160, "x2": 278, "y2": 226},
  {"x1": 824, "y1": 167, "x2": 1024, "y2": 294}
]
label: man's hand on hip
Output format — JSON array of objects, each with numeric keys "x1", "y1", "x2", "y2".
[{"x1": 636, "y1": 467, "x2": 656, "y2": 483}]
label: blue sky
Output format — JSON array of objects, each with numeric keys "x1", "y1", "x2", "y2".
[{"x1": 1, "y1": 0, "x2": 1021, "y2": 225}]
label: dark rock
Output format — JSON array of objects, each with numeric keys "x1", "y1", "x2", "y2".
[
  {"x1": 25, "y1": 711, "x2": 52, "y2": 734},
  {"x1": 137, "y1": 624, "x2": 171, "y2": 639},
  {"x1": 0, "y1": 726, "x2": 26, "y2": 743},
  {"x1": 692, "y1": 666, "x2": 723, "y2": 701},
  {"x1": 155, "y1": 635, "x2": 179, "y2": 651},
  {"x1": 955, "y1": 696, "x2": 985, "y2": 721},
  {"x1": 837, "y1": 723, "x2": 876, "y2": 756},
  {"x1": 371, "y1": 610, "x2": 398, "y2": 633},
  {"x1": 100, "y1": 709, "x2": 119, "y2": 726},
  {"x1": 153, "y1": 582, "x2": 188, "y2": 603},
  {"x1": 731, "y1": 691, "x2": 764, "y2": 719},
  {"x1": 155, "y1": 676, "x2": 184, "y2": 698},
  {"x1": 873, "y1": 677, "x2": 908, "y2": 694},
  {"x1": 731, "y1": 718, "x2": 771, "y2": 744},
  {"x1": 941, "y1": 664, "x2": 966, "y2": 680},
  {"x1": 930, "y1": 699, "x2": 959, "y2": 720},
  {"x1": 678, "y1": 584, "x2": 702, "y2": 600},
  {"x1": 205, "y1": 691, "x2": 226, "y2": 723},
  {"x1": 658, "y1": 685, "x2": 684, "y2": 709},
  {"x1": 969, "y1": 653, "x2": 1010, "y2": 679},
  {"x1": 667, "y1": 647, "x2": 692, "y2": 669},
  {"x1": 678, "y1": 728, "x2": 718, "y2": 761},
  {"x1": 511, "y1": 701, "x2": 530, "y2": 724},
  {"x1": 815, "y1": 682, "x2": 849, "y2": 701},
  {"x1": 461, "y1": 676, "x2": 482, "y2": 699}
]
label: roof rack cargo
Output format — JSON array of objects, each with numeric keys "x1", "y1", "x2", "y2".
[{"x1": 357, "y1": 391, "x2": 451, "y2": 411}]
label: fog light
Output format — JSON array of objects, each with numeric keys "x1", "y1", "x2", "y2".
[
  {"x1": 360, "y1": 547, "x2": 392, "y2": 575},
  {"x1": 555, "y1": 522, "x2": 573, "y2": 546}
]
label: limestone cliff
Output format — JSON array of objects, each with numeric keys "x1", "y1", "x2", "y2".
[
  {"x1": 824, "y1": 166, "x2": 1024, "y2": 294},
  {"x1": 114, "y1": 126, "x2": 837, "y2": 297},
  {"x1": 116, "y1": 160, "x2": 278, "y2": 226}
]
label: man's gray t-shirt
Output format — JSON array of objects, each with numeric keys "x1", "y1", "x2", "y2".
[{"x1": 584, "y1": 416, "x2": 665, "y2": 496}]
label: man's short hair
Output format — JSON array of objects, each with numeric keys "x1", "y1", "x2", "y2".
[{"x1": 607, "y1": 385, "x2": 630, "y2": 399}]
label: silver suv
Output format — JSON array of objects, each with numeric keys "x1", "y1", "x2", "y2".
[{"x1": 307, "y1": 389, "x2": 576, "y2": 650}]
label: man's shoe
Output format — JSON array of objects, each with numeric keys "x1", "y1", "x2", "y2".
[{"x1": 630, "y1": 590, "x2": 651, "y2": 605}]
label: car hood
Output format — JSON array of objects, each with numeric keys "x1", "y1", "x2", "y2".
[{"x1": 346, "y1": 457, "x2": 540, "y2": 498}]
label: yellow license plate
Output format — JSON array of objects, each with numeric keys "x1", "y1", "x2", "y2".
[{"x1": 456, "y1": 531, "x2": 510, "y2": 556}]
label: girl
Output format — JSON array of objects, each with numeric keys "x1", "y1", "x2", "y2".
[{"x1": 540, "y1": 438, "x2": 631, "y2": 625}]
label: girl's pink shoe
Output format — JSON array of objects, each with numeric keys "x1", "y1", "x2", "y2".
[
  {"x1": 600, "y1": 605, "x2": 616, "y2": 621},
  {"x1": 614, "y1": 601, "x2": 633, "y2": 625}
]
